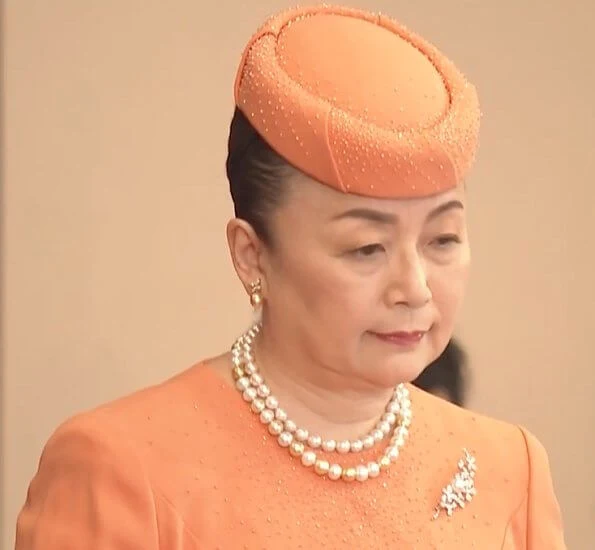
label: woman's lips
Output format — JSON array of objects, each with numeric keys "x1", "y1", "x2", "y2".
[{"x1": 370, "y1": 330, "x2": 427, "y2": 346}]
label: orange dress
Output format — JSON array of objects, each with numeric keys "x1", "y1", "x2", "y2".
[{"x1": 15, "y1": 363, "x2": 566, "y2": 549}]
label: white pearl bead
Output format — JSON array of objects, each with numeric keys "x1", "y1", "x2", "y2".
[
  {"x1": 350, "y1": 440, "x2": 363, "y2": 452},
  {"x1": 401, "y1": 410, "x2": 412, "y2": 426},
  {"x1": 278, "y1": 432, "x2": 293, "y2": 447},
  {"x1": 391, "y1": 434, "x2": 405, "y2": 448},
  {"x1": 382, "y1": 412, "x2": 397, "y2": 425},
  {"x1": 328, "y1": 464, "x2": 342, "y2": 480},
  {"x1": 362, "y1": 435, "x2": 375, "y2": 449},
  {"x1": 301, "y1": 451, "x2": 317, "y2": 467},
  {"x1": 336, "y1": 440, "x2": 351, "y2": 454},
  {"x1": 251, "y1": 398, "x2": 265, "y2": 413},
  {"x1": 284, "y1": 420, "x2": 297, "y2": 433},
  {"x1": 372, "y1": 429, "x2": 384, "y2": 442},
  {"x1": 242, "y1": 387, "x2": 257, "y2": 402},
  {"x1": 268, "y1": 420, "x2": 283, "y2": 435},
  {"x1": 250, "y1": 373, "x2": 263, "y2": 386},
  {"x1": 275, "y1": 408, "x2": 287, "y2": 421},
  {"x1": 378, "y1": 421, "x2": 391, "y2": 435},
  {"x1": 265, "y1": 396, "x2": 278, "y2": 410},
  {"x1": 257, "y1": 384, "x2": 270, "y2": 398},
  {"x1": 367, "y1": 462, "x2": 380, "y2": 478},
  {"x1": 290, "y1": 441, "x2": 305, "y2": 457},
  {"x1": 236, "y1": 377, "x2": 250, "y2": 391},
  {"x1": 314, "y1": 460, "x2": 330, "y2": 476},
  {"x1": 307, "y1": 434, "x2": 322, "y2": 448},
  {"x1": 397, "y1": 426, "x2": 409, "y2": 440},
  {"x1": 387, "y1": 399, "x2": 400, "y2": 412},
  {"x1": 295, "y1": 428, "x2": 309, "y2": 442},
  {"x1": 260, "y1": 409, "x2": 274, "y2": 424},
  {"x1": 322, "y1": 439, "x2": 337, "y2": 452},
  {"x1": 395, "y1": 385, "x2": 407, "y2": 398},
  {"x1": 355, "y1": 465, "x2": 369, "y2": 482},
  {"x1": 244, "y1": 362, "x2": 257, "y2": 375},
  {"x1": 387, "y1": 446, "x2": 400, "y2": 461}
]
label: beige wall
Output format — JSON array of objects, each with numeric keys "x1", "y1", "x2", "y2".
[{"x1": 2, "y1": 0, "x2": 594, "y2": 547}]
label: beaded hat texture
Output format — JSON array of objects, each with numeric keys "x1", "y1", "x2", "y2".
[{"x1": 234, "y1": 4, "x2": 480, "y2": 199}]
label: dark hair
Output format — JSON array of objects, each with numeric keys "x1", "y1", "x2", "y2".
[
  {"x1": 225, "y1": 108, "x2": 294, "y2": 246},
  {"x1": 413, "y1": 339, "x2": 469, "y2": 406}
]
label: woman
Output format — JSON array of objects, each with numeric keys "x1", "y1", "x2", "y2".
[{"x1": 15, "y1": 5, "x2": 566, "y2": 548}]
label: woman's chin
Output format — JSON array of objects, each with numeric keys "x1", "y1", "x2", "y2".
[
  {"x1": 362, "y1": 345, "x2": 432, "y2": 385},
  {"x1": 364, "y1": 360, "x2": 427, "y2": 388}
]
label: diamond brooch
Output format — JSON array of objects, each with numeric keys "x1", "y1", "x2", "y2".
[{"x1": 433, "y1": 449, "x2": 477, "y2": 520}]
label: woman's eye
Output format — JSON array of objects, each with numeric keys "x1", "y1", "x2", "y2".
[
  {"x1": 351, "y1": 243, "x2": 385, "y2": 257},
  {"x1": 432, "y1": 234, "x2": 461, "y2": 248}
]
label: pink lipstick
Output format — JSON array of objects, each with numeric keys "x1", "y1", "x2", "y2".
[{"x1": 371, "y1": 330, "x2": 426, "y2": 347}]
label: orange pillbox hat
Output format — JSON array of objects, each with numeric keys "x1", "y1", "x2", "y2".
[{"x1": 234, "y1": 5, "x2": 480, "y2": 198}]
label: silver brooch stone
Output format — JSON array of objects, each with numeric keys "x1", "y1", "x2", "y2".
[{"x1": 432, "y1": 448, "x2": 477, "y2": 520}]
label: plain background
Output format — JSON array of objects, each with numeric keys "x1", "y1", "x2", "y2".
[{"x1": 2, "y1": 0, "x2": 594, "y2": 547}]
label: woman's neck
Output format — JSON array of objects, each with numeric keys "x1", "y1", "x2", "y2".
[{"x1": 252, "y1": 331, "x2": 395, "y2": 443}]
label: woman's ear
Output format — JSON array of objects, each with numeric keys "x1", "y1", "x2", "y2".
[{"x1": 226, "y1": 218, "x2": 264, "y2": 293}]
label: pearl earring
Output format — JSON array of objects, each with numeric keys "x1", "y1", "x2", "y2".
[{"x1": 249, "y1": 279, "x2": 263, "y2": 308}]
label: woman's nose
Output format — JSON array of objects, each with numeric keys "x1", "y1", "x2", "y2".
[{"x1": 384, "y1": 252, "x2": 432, "y2": 309}]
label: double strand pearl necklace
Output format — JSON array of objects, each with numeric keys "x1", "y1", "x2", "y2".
[{"x1": 231, "y1": 324, "x2": 412, "y2": 482}]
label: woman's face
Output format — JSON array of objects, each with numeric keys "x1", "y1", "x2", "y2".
[{"x1": 259, "y1": 174, "x2": 470, "y2": 389}]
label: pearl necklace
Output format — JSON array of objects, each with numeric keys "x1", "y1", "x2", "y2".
[{"x1": 231, "y1": 324, "x2": 412, "y2": 482}]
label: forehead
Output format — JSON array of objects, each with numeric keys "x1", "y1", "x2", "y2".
[{"x1": 280, "y1": 172, "x2": 467, "y2": 222}]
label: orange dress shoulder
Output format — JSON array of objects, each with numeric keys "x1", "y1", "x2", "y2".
[{"x1": 15, "y1": 364, "x2": 566, "y2": 549}]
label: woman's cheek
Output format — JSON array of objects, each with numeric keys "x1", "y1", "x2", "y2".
[{"x1": 431, "y1": 264, "x2": 469, "y2": 323}]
